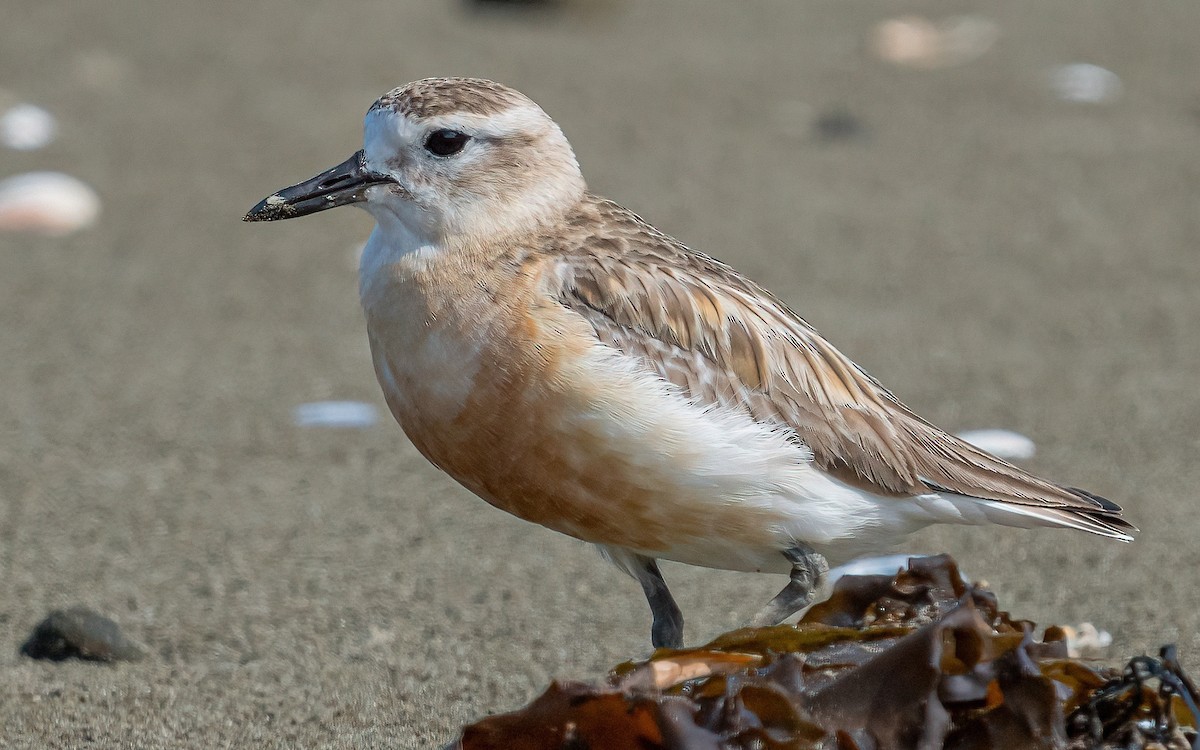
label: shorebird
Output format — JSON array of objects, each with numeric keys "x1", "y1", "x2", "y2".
[{"x1": 245, "y1": 78, "x2": 1135, "y2": 648}]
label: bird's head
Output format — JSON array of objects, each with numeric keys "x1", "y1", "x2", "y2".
[{"x1": 245, "y1": 78, "x2": 587, "y2": 244}]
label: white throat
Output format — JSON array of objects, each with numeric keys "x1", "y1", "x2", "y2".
[{"x1": 357, "y1": 195, "x2": 441, "y2": 306}]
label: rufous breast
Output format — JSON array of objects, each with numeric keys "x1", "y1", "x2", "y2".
[{"x1": 361, "y1": 249, "x2": 789, "y2": 564}]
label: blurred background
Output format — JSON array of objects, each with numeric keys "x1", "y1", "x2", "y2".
[{"x1": 1, "y1": 1, "x2": 1197, "y2": 746}]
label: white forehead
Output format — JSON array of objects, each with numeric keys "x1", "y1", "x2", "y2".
[{"x1": 362, "y1": 103, "x2": 553, "y2": 158}]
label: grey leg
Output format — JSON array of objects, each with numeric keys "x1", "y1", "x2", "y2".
[
  {"x1": 597, "y1": 546, "x2": 684, "y2": 648},
  {"x1": 749, "y1": 545, "x2": 829, "y2": 627},
  {"x1": 632, "y1": 556, "x2": 684, "y2": 649}
]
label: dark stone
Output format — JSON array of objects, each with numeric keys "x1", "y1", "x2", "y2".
[
  {"x1": 20, "y1": 606, "x2": 145, "y2": 663},
  {"x1": 813, "y1": 109, "x2": 866, "y2": 143}
]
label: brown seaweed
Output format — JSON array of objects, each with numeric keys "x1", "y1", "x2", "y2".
[{"x1": 453, "y1": 555, "x2": 1197, "y2": 750}]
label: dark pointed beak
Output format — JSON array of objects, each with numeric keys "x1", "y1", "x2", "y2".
[{"x1": 243, "y1": 150, "x2": 394, "y2": 222}]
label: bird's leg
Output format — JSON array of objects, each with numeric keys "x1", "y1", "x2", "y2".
[
  {"x1": 631, "y1": 555, "x2": 684, "y2": 649},
  {"x1": 749, "y1": 545, "x2": 829, "y2": 628}
]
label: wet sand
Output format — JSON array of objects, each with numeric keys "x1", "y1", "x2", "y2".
[{"x1": 2, "y1": 1, "x2": 1198, "y2": 747}]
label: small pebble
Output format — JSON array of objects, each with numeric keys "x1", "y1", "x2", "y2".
[
  {"x1": 293, "y1": 400, "x2": 379, "y2": 429},
  {"x1": 0, "y1": 103, "x2": 57, "y2": 151},
  {"x1": 21, "y1": 606, "x2": 145, "y2": 662},
  {"x1": 956, "y1": 428, "x2": 1037, "y2": 461},
  {"x1": 812, "y1": 109, "x2": 865, "y2": 143},
  {"x1": 0, "y1": 171, "x2": 101, "y2": 236},
  {"x1": 1049, "y1": 63, "x2": 1122, "y2": 104}
]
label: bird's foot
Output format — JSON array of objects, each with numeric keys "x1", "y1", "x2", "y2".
[{"x1": 749, "y1": 545, "x2": 829, "y2": 628}]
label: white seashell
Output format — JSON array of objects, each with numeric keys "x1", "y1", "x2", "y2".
[
  {"x1": 827, "y1": 554, "x2": 969, "y2": 586},
  {"x1": 1049, "y1": 63, "x2": 1122, "y2": 104},
  {"x1": 1059, "y1": 622, "x2": 1113, "y2": 658},
  {"x1": 0, "y1": 103, "x2": 57, "y2": 151},
  {"x1": 292, "y1": 401, "x2": 379, "y2": 429},
  {"x1": 0, "y1": 172, "x2": 100, "y2": 236},
  {"x1": 956, "y1": 428, "x2": 1037, "y2": 461}
]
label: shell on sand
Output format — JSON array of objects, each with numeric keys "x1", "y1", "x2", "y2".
[
  {"x1": 0, "y1": 171, "x2": 100, "y2": 236},
  {"x1": 872, "y1": 15, "x2": 999, "y2": 70},
  {"x1": 956, "y1": 428, "x2": 1037, "y2": 461},
  {"x1": 292, "y1": 401, "x2": 379, "y2": 429},
  {"x1": 1049, "y1": 63, "x2": 1123, "y2": 104},
  {"x1": 0, "y1": 103, "x2": 57, "y2": 151}
]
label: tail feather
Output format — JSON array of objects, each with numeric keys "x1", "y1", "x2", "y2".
[
  {"x1": 971, "y1": 497, "x2": 1136, "y2": 542},
  {"x1": 902, "y1": 414, "x2": 1136, "y2": 541}
]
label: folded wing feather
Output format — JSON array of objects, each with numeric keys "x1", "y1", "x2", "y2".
[{"x1": 542, "y1": 197, "x2": 1135, "y2": 540}]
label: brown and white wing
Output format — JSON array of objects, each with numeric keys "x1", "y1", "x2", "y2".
[{"x1": 543, "y1": 198, "x2": 1134, "y2": 540}]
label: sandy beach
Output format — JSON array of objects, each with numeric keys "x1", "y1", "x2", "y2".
[{"x1": 2, "y1": 1, "x2": 1198, "y2": 747}]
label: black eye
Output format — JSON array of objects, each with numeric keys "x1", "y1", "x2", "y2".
[{"x1": 424, "y1": 129, "x2": 470, "y2": 157}]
